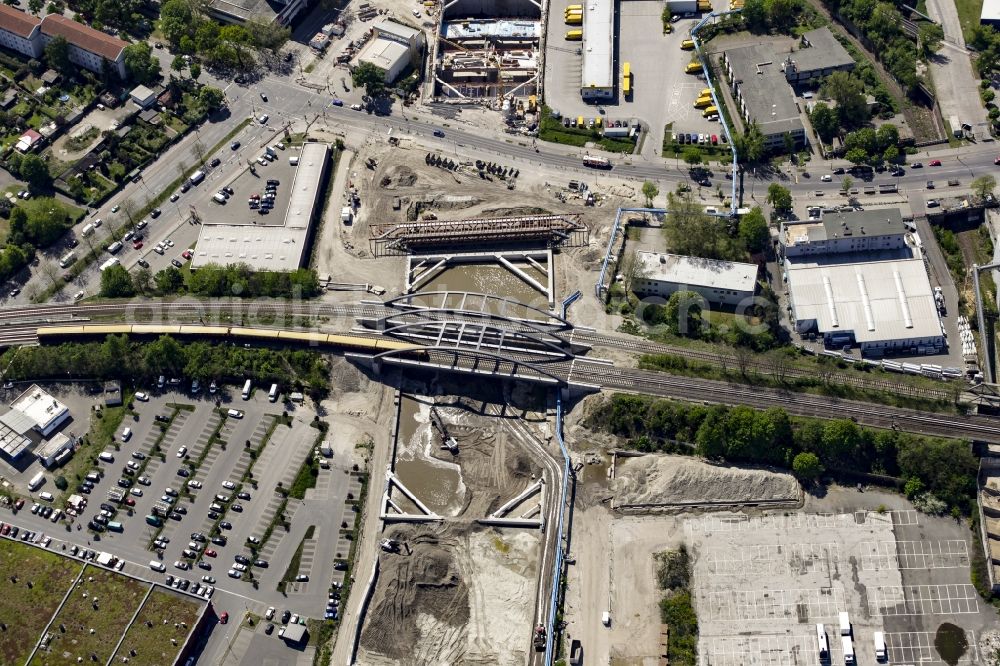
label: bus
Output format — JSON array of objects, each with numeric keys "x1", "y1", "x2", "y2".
[
  {"x1": 622, "y1": 62, "x2": 631, "y2": 97},
  {"x1": 565, "y1": 29, "x2": 582, "y2": 40},
  {"x1": 583, "y1": 155, "x2": 612, "y2": 169},
  {"x1": 242, "y1": 379, "x2": 252, "y2": 399}
]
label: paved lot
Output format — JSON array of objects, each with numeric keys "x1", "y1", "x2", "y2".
[{"x1": 207, "y1": 147, "x2": 299, "y2": 228}]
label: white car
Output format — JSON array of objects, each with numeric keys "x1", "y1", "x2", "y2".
[
  {"x1": 174, "y1": 560, "x2": 189, "y2": 570},
  {"x1": 820, "y1": 174, "x2": 832, "y2": 182},
  {"x1": 177, "y1": 446, "x2": 188, "y2": 458},
  {"x1": 188, "y1": 480, "x2": 203, "y2": 489},
  {"x1": 130, "y1": 488, "x2": 143, "y2": 497},
  {"x1": 222, "y1": 481, "x2": 236, "y2": 490},
  {"x1": 74, "y1": 290, "x2": 85, "y2": 301},
  {"x1": 111, "y1": 205, "x2": 120, "y2": 213},
  {"x1": 134, "y1": 391, "x2": 149, "y2": 401},
  {"x1": 232, "y1": 562, "x2": 247, "y2": 572},
  {"x1": 258, "y1": 114, "x2": 269, "y2": 124},
  {"x1": 228, "y1": 569, "x2": 241, "y2": 578},
  {"x1": 351, "y1": 104, "x2": 362, "y2": 111},
  {"x1": 265, "y1": 607, "x2": 275, "y2": 620}
]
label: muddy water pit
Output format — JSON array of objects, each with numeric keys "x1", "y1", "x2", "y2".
[
  {"x1": 393, "y1": 395, "x2": 467, "y2": 516},
  {"x1": 418, "y1": 262, "x2": 550, "y2": 314}
]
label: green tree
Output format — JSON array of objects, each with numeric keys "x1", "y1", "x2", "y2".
[
  {"x1": 821, "y1": 71, "x2": 868, "y2": 127},
  {"x1": 100, "y1": 264, "x2": 137, "y2": 298},
  {"x1": 665, "y1": 290, "x2": 704, "y2": 337},
  {"x1": 682, "y1": 147, "x2": 702, "y2": 166},
  {"x1": 54, "y1": 475, "x2": 68, "y2": 490},
  {"x1": 198, "y1": 86, "x2": 225, "y2": 112},
  {"x1": 735, "y1": 125, "x2": 765, "y2": 163},
  {"x1": 44, "y1": 36, "x2": 71, "y2": 75},
  {"x1": 742, "y1": 0, "x2": 768, "y2": 31},
  {"x1": 154, "y1": 267, "x2": 184, "y2": 293},
  {"x1": 918, "y1": 22, "x2": 944, "y2": 59},
  {"x1": 738, "y1": 207, "x2": 769, "y2": 253},
  {"x1": 765, "y1": 0, "x2": 799, "y2": 31},
  {"x1": 972, "y1": 174, "x2": 997, "y2": 199},
  {"x1": 782, "y1": 132, "x2": 795, "y2": 160},
  {"x1": 766, "y1": 183, "x2": 792, "y2": 211},
  {"x1": 882, "y1": 145, "x2": 899, "y2": 163},
  {"x1": 642, "y1": 181, "x2": 660, "y2": 207},
  {"x1": 124, "y1": 42, "x2": 161, "y2": 84},
  {"x1": 143, "y1": 335, "x2": 186, "y2": 376},
  {"x1": 875, "y1": 123, "x2": 899, "y2": 151},
  {"x1": 132, "y1": 267, "x2": 152, "y2": 294},
  {"x1": 159, "y1": 0, "x2": 194, "y2": 46},
  {"x1": 171, "y1": 54, "x2": 186, "y2": 75},
  {"x1": 810, "y1": 102, "x2": 839, "y2": 143},
  {"x1": 792, "y1": 452, "x2": 824, "y2": 482},
  {"x1": 845, "y1": 147, "x2": 868, "y2": 165},
  {"x1": 664, "y1": 194, "x2": 744, "y2": 261},
  {"x1": 351, "y1": 62, "x2": 386, "y2": 98},
  {"x1": 20, "y1": 154, "x2": 51, "y2": 190},
  {"x1": 820, "y1": 419, "x2": 862, "y2": 467},
  {"x1": 840, "y1": 174, "x2": 854, "y2": 193},
  {"x1": 189, "y1": 62, "x2": 201, "y2": 80},
  {"x1": 27, "y1": 0, "x2": 42, "y2": 13}
]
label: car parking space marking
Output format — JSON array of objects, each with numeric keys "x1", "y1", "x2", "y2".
[
  {"x1": 699, "y1": 633, "x2": 822, "y2": 665},
  {"x1": 704, "y1": 543, "x2": 840, "y2": 576},
  {"x1": 860, "y1": 540, "x2": 969, "y2": 570},
  {"x1": 868, "y1": 584, "x2": 979, "y2": 616},
  {"x1": 685, "y1": 512, "x2": 860, "y2": 535},
  {"x1": 699, "y1": 586, "x2": 844, "y2": 622},
  {"x1": 885, "y1": 630, "x2": 979, "y2": 664},
  {"x1": 887, "y1": 509, "x2": 920, "y2": 526}
]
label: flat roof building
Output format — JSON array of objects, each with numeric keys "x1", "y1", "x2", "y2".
[
  {"x1": 581, "y1": 0, "x2": 614, "y2": 100},
  {"x1": 982, "y1": 0, "x2": 1000, "y2": 27},
  {"x1": 206, "y1": 0, "x2": 308, "y2": 27},
  {"x1": 786, "y1": 258, "x2": 944, "y2": 355},
  {"x1": 36, "y1": 432, "x2": 74, "y2": 468},
  {"x1": 192, "y1": 143, "x2": 330, "y2": 272},
  {"x1": 787, "y1": 28, "x2": 855, "y2": 82},
  {"x1": 633, "y1": 252, "x2": 759, "y2": 307},
  {"x1": 359, "y1": 20, "x2": 425, "y2": 84},
  {"x1": 0, "y1": 408, "x2": 34, "y2": 461},
  {"x1": 10, "y1": 384, "x2": 70, "y2": 438},
  {"x1": 781, "y1": 208, "x2": 908, "y2": 257}
]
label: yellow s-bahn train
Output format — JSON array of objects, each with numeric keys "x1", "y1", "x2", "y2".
[{"x1": 35, "y1": 324, "x2": 424, "y2": 355}]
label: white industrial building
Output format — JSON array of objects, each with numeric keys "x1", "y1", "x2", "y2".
[
  {"x1": 982, "y1": 0, "x2": 1000, "y2": 27},
  {"x1": 10, "y1": 385, "x2": 70, "y2": 438},
  {"x1": 36, "y1": 432, "x2": 75, "y2": 468},
  {"x1": 633, "y1": 252, "x2": 759, "y2": 306},
  {"x1": 786, "y1": 258, "x2": 945, "y2": 355},
  {"x1": 192, "y1": 142, "x2": 330, "y2": 272},
  {"x1": 780, "y1": 208, "x2": 908, "y2": 258},
  {"x1": 581, "y1": 0, "x2": 614, "y2": 100},
  {"x1": 358, "y1": 20, "x2": 425, "y2": 84}
]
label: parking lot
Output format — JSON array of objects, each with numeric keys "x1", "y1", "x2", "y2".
[
  {"x1": 574, "y1": 486, "x2": 995, "y2": 666},
  {"x1": 542, "y1": 0, "x2": 725, "y2": 154}
]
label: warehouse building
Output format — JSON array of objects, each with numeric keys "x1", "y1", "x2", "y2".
[
  {"x1": 633, "y1": 252, "x2": 758, "y2": 307},
  {"x1": 0, "y1": 408, "x2": 34, "y2": 462},
  {"x1": 780, "y1": 208, "x2": 908, "y2": 258},
  {"x1": 721, "y1": 28, "x2": 853, "y2": 150},
  {"x1": 10, "y1": 385, "x2": 70, "y2": 438},
  {"x1": 192, "y1": 143, "x2": 330, "y2": 272},
  {"x1": 786, "y1": 258, "x2": 944, "y2": 355},
  {"x1": 358, "y1": 20, "x2": 425, "y2": 84},
  {"x1": 36, "y1": 433, "x2": 75, "y2": 468},
  {"x1": 581, "y1": 0, "x2": 614, "y2": 100}
]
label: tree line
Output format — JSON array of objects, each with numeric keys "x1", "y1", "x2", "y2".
[
  {"x1": 100, "y1": 263, "x2": 321, "y2": 299},
  {"x1": 1, "y1": 335, "x2": 331, "y2": 399},
  {"x1": 588, "y1": 394, "x2": 978, "y2": 513}
]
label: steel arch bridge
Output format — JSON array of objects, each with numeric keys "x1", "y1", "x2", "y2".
[
  {"x1": 378, "y1": 319, "x2": 574, "y2": 361},
  {"x1": 382, "y1": 291, "x2": 572, "y2": 330},
  {"x1": 371, "y1": 346, "x2": 567, "y2": 385}
]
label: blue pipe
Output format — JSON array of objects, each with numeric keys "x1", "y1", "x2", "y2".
[
  {"x1": 543, "y1": 390, "x2": 572, "y2": 664},
  {"x1": 561, "y1": 290, "x2": 582, "y2": 319}
]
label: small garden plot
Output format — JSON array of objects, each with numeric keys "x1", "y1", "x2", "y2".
[
  {"x1": 33, "y1": 565, "x2": 149, "y2": 666},
  {"x1": 112, "y1": 587, "x2": 202, "y2": 666},
  {"x1": 0, "y1": 539, "x2": 84, "y2": 665}
]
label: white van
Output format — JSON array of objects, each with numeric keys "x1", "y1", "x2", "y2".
[
  {"x1": 149, "y1": 560, "x2": 166, "y2": 572},
  {"x1": 59, "y1": 251, "x2": 77, "y2": 268},
  {"x1": 268, "y1": 383, "x2": 278, "y2": 402},
  {"x1": 816, "y1": 623, "x2": 829, "y2": 658},
  {"x1": 242, "y1": 379, "x2": 252, "y2": 400},
  {"x1": 841, "y1": 635, "x2": 855, "y2": 665},
  {"x1": 99, "y1": 451, "x2": 115, "y2": 463},
  {"x1": 28, "y1": 471, "x2": 45, "y2": 491},
  {"x1": 874, "y1": 631, "x2": 887, "y2": 661},
  {"x1": 289, "y1": 156, "x2": 299, "y2": 166},
  {"x1": 120, "y1": 427, "x2": 132, "y2": 441},
  {"x1": 39, "y1": 491, "x2": 54, "y2": 502},
  {"x1": 601, "y1": 611, "x2": 611, "y2": 627},
  {"x1": 839, "y1": 612, "x2": 851, "y2": 636},
  {"x1": 212, "y1": 193, "x2": 227, "y2": 204},
  {"x1": 81, "y1": 223, "x2": 95, "y2": 237}
]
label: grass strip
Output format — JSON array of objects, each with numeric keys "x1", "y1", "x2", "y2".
[{"x1": 277, "y1": 525, "x2": 315, "y2": 593}]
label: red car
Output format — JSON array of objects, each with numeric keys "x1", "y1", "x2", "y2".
[
  {"x1": 182, "y1": 250, "x2": 193, "y2": 260},
  {"x1": 219, "y1": 612, "x2": 229, "y2": 624},
  {"x1": 994, "y1": 155, "x2": 1000, "y2": 165},
  {"x1": 14, "y1": 498, "x2": 24, "y2": 510},
  {"x1": 929, "y1": 159, "x2": 942, "y2": 166},
  {"x1": 124, "y1": 497, "x2": 135, "y2": 506},
  {"x1": 711, "y1": 135, "x2": 718, "y2": 145},
  {"x1": 132, "y1": 241, "x2": 143, "y2": 250},
  {"x1": 204, "y1": 548, "x2": 217, "y2": 557}
]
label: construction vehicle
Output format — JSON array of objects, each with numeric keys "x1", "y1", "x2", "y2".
[
  {"x1": 565, "y1": 12, "x2": 582, "y2": 24},
  {"x1": 685, "y1": 61, "x2": 701, "y2": 73},
  {"x1": 700, "y1": 87, "x2": 712, "y2": 97},
  {"x1": 533, "y1": 625, "x2": 547, "y2": 650},
  {"x1": 702, "y1": 105, "x2": 718, "y2": 117},
  {"x1": 694, "y1": 95, "x2": 712, "y2": 108},
  {"x1": 681, "y1": 39, "x2": 695, "y2": 49}
]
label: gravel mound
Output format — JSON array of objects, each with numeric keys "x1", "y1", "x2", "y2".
[{"x1": 612, "y1": 454, "x2": 801, "y2": 507}]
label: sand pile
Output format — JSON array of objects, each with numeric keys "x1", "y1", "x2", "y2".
[{"x1": 612, "y1": 454, "x2": 802, "y2": 507}]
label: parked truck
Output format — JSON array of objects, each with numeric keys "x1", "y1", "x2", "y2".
[{"x1": 189, "y1": 170, "x2": 205, "y2": 185}]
